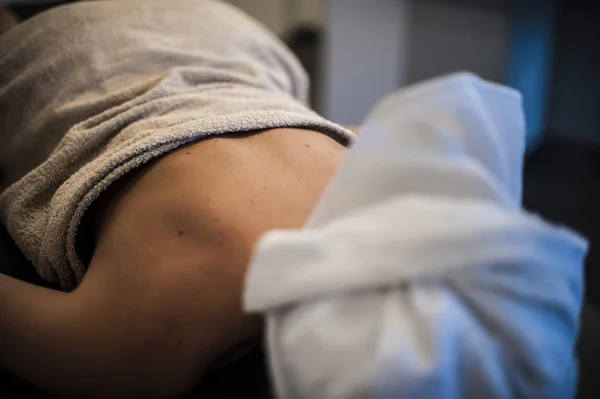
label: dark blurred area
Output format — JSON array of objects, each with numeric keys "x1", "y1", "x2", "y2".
[{"x1": 2, "y1": 0, "x2": 600, "y2": 398}]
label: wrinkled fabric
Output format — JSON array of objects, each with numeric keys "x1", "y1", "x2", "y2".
[
  {"x1": 244, "y1": 73, "x2": 588, "y2": 399},
  {"x1": 0, "y1": 0, "x2": 352, "y2": 290}
]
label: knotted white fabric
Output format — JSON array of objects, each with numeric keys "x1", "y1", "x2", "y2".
[{"x1": 244, "y1": 73, "x2": 588, "y2": 399}]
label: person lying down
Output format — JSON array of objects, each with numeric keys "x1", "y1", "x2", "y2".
[{"x1": 0, "y1": 1, "x2": 587, "y2": 398}]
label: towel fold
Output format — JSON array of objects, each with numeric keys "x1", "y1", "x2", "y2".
[
  {"x1": 0, "y1": 0, "x2": 352, "y2": 290},
  {"x1": 244, "y1": 73, "x2": 587, "y2": 399}
]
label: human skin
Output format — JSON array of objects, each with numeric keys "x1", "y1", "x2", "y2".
[
  {"x1": 0, "y1": 128, "x2": 347, "y2": 397},
  {"x1": 0, "y1": 5, "x2": 356, "y2": 394}
]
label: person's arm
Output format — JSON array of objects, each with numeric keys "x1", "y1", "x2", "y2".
[
  {"x1": 0, "y1": 172, "x2": 259, "y2": 397},
  {"x1": 0, "y1": 128, "x2": 344, "y2": 397},
  {"x1": 0, "y1": 274, "x2": 75, "y2": 391}
]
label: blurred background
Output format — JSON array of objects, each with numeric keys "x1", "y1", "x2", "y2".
[
  {"x1": 224, "y1": 0, "x2": 600, "y2": 307},
  {"x1": 2, "y1": 0, "x2": 600, "y2": 397}
]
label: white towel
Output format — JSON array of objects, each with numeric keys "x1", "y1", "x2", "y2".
[{"x1": 244, "y1": 73, "x2": 588, "y2": 399}]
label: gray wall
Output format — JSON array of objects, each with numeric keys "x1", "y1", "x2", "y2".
[
  {"x1": 323, "y1": 0, "x2": 511, "y2": 125},
  {"x1": 407, "y1": 0, "x2": 510, "y2": 85},
  {"x1": 323, "y1": 0, "x2": 410, "y2": 125}
]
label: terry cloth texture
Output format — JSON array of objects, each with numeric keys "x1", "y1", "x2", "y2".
[{"x1": 0, "y1": 0, "x2": 353, "y2": 290}]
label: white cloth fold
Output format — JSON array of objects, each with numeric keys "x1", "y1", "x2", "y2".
[{"x1": 244, "y1": 73, "x2": 588, "y2": 399}]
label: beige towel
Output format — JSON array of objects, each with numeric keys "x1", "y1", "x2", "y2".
[{"x1": 0, "y1": 0, "x2": 353, "y2": 291}]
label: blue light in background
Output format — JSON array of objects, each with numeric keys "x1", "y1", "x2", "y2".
[{"x1": 506, "y1": 0, "x2": 559, "y2": 152}]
